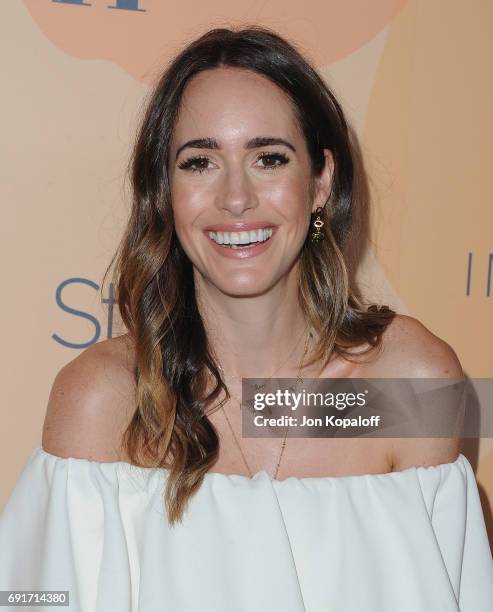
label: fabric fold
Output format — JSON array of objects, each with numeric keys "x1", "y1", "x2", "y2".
[{"x1": 0, "y1": 447, "x2": 492, "y2": 612}]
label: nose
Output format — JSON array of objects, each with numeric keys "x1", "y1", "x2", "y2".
[{"x1": 215, "y1": 164, "x2": 259, "y2": 216}]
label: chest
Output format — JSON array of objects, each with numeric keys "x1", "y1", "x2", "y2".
[{"x1": 207, "y1": 354, "x2": 394, "y2": 479}]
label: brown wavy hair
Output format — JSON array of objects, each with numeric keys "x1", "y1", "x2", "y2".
[{"x1": 101, "y1": 25, "x2": 396, "y2": 525}]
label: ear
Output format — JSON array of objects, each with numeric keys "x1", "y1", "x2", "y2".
[{"x1": 311, "y1": 149, "x2": 334, "y2": 215}]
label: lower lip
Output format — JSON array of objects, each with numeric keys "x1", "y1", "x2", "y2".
[{"x1": 204, "y1": 229, "x2": 277, "y2": 259}]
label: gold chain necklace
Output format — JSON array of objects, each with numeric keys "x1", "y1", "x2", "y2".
[
  {"x1": 217, "y1": 324, "x2": 309, "y2": 410},
  {"x1": 219, "y1": 324, "x2": 312, "y2": 480}
]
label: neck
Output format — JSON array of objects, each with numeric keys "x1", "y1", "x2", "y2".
[{"x1": 195, "y1": 269, "x2": 319, "y2": 380}]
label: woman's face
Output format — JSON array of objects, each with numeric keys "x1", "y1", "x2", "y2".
[{"x1": 168, "y1": 67, "x2": 333, "y2": 297}]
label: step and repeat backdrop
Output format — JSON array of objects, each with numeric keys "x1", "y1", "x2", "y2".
[{"x1": 1, "y1": 1, "x2": 492, "y2": 546}]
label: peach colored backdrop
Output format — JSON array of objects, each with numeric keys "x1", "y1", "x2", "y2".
[{"x1": 1, "y1": 1, "x2": 492, "y2": 547}]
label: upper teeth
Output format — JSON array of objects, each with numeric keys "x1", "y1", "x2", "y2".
[{"x1": 208, "y1": 228, "x2": 273, "y2": 245}]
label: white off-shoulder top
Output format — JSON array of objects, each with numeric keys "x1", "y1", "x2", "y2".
[{"x1": 0, "y1": 447, "x2": 492, "y2": 611}]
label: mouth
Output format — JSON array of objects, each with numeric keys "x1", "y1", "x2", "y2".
[
  {"x1": 203, "y1": 227, "x2": 277, "y2": 257},
  {"x1": 206, "y1": 228, "x2": 274, "y2": 249}
]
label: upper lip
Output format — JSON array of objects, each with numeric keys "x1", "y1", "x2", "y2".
[{"x1": 204, "y1": 222, "x2": 277, "y2": 232}]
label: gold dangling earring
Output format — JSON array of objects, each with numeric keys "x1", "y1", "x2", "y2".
[{"x1": 310, "y1": 206, "x2": 325, "y2": 243}]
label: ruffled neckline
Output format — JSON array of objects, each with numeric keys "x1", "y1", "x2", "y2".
[{"x1": 34, "y1": 446, "x2": 466, "y2": 485}]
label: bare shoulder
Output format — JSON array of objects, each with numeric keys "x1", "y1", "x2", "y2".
[
  {"x1": 371, "y1": 314, "x2": 464, "y2": 472},
  {"x1": 42, "y1": 334, "x2": 137, "y2": 462},
  {"x1": 374, "y1": 313, "x2": 463, "y2": 377}
]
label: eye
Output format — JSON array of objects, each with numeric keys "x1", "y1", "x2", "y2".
[
  {"x1": 256, "y1": 151, "x2": 290, "y2": 170},
  {"x1": 177, "y1": 155, "x2": 212, "y2": 174}
]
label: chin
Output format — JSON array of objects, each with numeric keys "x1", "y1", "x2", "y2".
[{"x1": 213, "y1": 275, "x2": 275, "y2": 298}]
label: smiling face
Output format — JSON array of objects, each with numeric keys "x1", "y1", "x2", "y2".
[{"x1": 168, "y1": 66, "x2": 333, "y2": 298}]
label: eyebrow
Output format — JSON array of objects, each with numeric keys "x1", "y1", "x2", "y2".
[{"x1": 174, "y1": 136, "x2": 296, "y2": 160}]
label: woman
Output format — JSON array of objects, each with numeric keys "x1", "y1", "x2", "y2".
[{"x1": 1, "y1": 25, "x2": 492, "y2": 612}]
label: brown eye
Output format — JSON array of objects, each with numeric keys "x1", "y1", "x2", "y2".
[
  {"x1": 257, "y1": 151, "x2": 290, "y2": 170},
  {"x1": 177, "y1": 156, "x2": 212, "y2": 173}
]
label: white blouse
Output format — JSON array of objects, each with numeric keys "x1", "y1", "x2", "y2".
[{"x1": 0, "y1": 447, "x2": 492, "y2": 611}]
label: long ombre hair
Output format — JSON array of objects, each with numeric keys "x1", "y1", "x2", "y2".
[{"x1": 101, "y1": 25, "x2": 396, "y2": 525}]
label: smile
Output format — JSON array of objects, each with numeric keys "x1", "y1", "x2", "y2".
[
  {"x1": 203, "y1": 227, "x2": 277, "y2": 259},
  {"x1": 207, "y1": 228, "x2": 273, "y2": 249}
]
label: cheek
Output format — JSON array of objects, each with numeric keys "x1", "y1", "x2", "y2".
[
  {"x1": 170, "y1": 182, "x2": 209, "y2": 227},
  {"x1": 266, "y1": 175, "x2": 312, "y2": 220}
]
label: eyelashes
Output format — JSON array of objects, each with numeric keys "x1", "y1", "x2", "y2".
[{"x1": 177, "y1": 151, "x2": 290, "y2": 174}]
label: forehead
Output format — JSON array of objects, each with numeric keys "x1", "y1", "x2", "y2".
[{"x1": 172, "y1": 67, "x2": 302, "y2": 145}]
